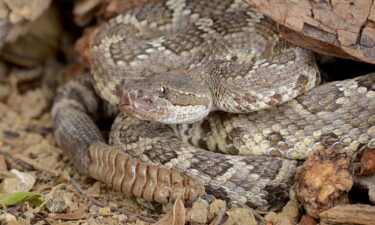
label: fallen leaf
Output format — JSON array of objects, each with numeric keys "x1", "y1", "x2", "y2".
[
  {"x1": 154, "y1": 197, "x2": 185, "y2": 225},
  {"x1": 0, "y1": 191, "x2": 41, "y2": 206}
]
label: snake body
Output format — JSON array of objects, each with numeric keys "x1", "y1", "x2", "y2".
[
  {"x1": 90, "y1": 0, "x2": 319, "y2": 124},
  {"x1": 52, "y1": 0, "x2": 375, "y2": 210}
]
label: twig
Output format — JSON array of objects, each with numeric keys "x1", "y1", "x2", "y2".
[{"x1": 70, "y1": 179, "x2": 158, "y2": 223}]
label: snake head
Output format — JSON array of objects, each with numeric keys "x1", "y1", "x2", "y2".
[{"x1": 119, "y1": 74, "x2": 212, "y2": 124}]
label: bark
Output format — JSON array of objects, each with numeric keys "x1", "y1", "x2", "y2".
[
  {"x1": 319, "y1": 204, "x2": 375, "y2": 225},
  {"x1": 245, "y1": 0, "x2": 375, "y2": 64}
]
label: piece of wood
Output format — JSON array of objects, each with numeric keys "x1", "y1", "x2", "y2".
[
  {"x1": 319, "y1": 204, "x2": 375, "y2": 225},
  {"x1": 245, "y1": 0, "x2": 375, "y2": 64}
]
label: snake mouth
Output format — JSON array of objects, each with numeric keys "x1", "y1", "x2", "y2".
[
  {"x1": 120, "y1": 104, "x2": 158, "y2": 120},
  {"x1": 119, "y1": 90, "x2": 170, "y2": 122},
  {"x1": 119, "y1": 88, "x2": 211, "y2": 124},
  {"x1": 119, "y1": 90, "x2": 178, "y2": 123}
]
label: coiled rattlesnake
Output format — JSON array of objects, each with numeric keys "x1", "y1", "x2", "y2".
[{"x1": 52, "y1": 0, "x2": 375, "y2": 210}]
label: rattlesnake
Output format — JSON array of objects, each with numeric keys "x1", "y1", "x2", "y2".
[{"x1": 52, "y1": 0, "x2": 375, "y2": 210}]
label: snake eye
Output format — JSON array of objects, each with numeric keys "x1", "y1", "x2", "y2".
[{"x1": 159, "y1": 86, "x2": 167, "y2": 97}]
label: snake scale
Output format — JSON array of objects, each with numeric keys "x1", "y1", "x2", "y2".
[{"x1": 52, "y1": 0, "x2": 375, "y2": 210}]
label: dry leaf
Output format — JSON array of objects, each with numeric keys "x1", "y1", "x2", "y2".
[
  {"x1": 0, "y1": 191, "x2": 41, "y2": 206},
  {"x1": 154, "y1": 197, "x2": 185, "y2": 225},
  {"x1": 295, "y1": 144, "x2": 353, "y2": 217}
]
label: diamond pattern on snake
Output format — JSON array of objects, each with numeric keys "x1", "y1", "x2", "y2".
[{"x1": 52, "y1": 0, "x2": 375, "y2": 210}]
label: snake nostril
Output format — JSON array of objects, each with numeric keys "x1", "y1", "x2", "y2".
[{"x1": 134, "y1": 89, "x2": 143, "y2": 99}]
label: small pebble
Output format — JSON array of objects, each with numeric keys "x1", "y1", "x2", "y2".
[
  {"x1": 0, "y1": 169, "x2": 35, "y2": 194},
  {"x1": 208, "y1": 199, "x2": 226, "y2": 221},
  {"x1": 222, "y1": 208, "x2": 257, "y2": 225},
  {"x1": 299, "y1": 215, "x2": 317, "y2": 225},
  {"x1": 99, "y1": 207, "x2": 111, "y2": 215},
  {"x1": 187, "y1": 198, "x2": 209, "y2": 224}
]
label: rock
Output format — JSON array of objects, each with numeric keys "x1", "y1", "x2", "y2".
[
  {"x1": 208, "y1": 199, "x2": 226, "y2": 221},
  {"x1": 265, "y1": 198, "x2": 300, "y2": 225},
  {"x1": 99, "y1": 207, "x2": 111, "y2": 215},
  {"x1": 45, "y1": 190, "x2": 75, "y2": 213},
  {"x1": 1, "y1": 0, "x2": 51, "y2": 22},
  {"x1": 0, "y1": 5, "x2": 61, "y2": 67},
  {"x1": 0, "y1": 213, "x2": 19, "y2": 225},
  {"x1": 222, "y1": 208, "x2": 257, "y2": 225},
  {"x1": 187, "y1": 198, "x2": 209, "y2": 224},
  {"x1": 17, "y1": 89, "x2": 48, "y2": 118},
  {"x1": 0, "y1": 0, "x2": 52, "y2": 48},
  {"x1": 0, "y1": 169, "x2": 35, "y2": 194}
]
